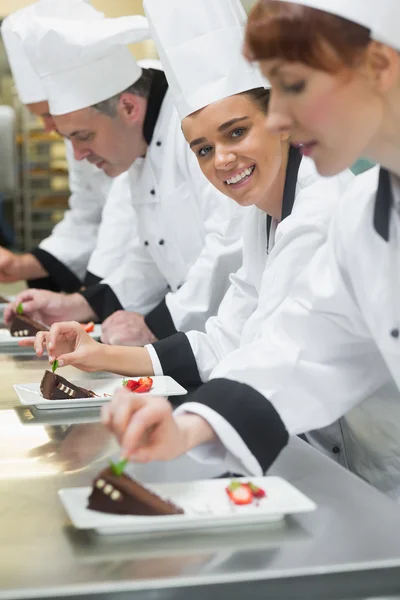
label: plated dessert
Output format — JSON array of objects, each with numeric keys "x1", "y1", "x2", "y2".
[
  {"x1": 9, "y1": 303, "x2": 49, "y2": 337},
  {"x1": 88, "y1": 465, "x2": 184, "y2": 516},
  {"x1": 40, "y1": 370, "x2": 96, "y2": 400}
]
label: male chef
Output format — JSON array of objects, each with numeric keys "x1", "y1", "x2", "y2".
[
  {"x1": 0, "y1": 0, "x2": 121, "y2": 292},
  {"x1": 6, "y1": 11, "x2": 243, "y2": 345}
]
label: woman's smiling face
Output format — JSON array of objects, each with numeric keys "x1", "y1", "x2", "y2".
[{"x1": 182, "y1": 93, "x2": 288, "y2": 210}]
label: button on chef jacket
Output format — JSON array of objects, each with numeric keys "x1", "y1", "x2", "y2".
[
  {"x1": 168, "y1": 165, "x2": 400, "y2": 501},
  {"x1": 29, "y1": 139, "x2": 112, "y2": 292},
  {"x1": 80, "y1": 70, "x2": 244, "y2": 337}
]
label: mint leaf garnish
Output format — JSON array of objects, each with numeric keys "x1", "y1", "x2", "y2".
[
  {"x1": 122, "y1": 378, "x2": 128, "y2": 386},
  {"x1": 51, "y1": 360, "x2": 59, "y2": 373},
  {"x1": 109, "y1": 458, "x2": 128, "y2": 476},
  {"x1": 16, "y1": 303, "x2": 23, "y2": 315}
]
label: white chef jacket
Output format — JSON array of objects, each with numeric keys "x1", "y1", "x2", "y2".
[
  {"x1": 31, "y1": 139, "x2": 112, "y2": 291},
  {"x1": 147, "y1": 152, "x2": 354, "y2": 381},
  {"x1": 84, "y1": 171, "x2": 137, "y2": 284},
  {"x1": 173, "y1": 166, "x2": 400, "y2": 500},
  {"x1": 81, "y1": 71, "x2": 244, "y2": 337}
]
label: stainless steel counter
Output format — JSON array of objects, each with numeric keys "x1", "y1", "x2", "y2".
[{"x1": 1, "y1": 352, "x2": 400, "y2": 600}]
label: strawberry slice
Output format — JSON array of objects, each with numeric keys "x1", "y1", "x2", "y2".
[
  {"x1": 134, "y1": 377, "x2": 153, "y2": 393},
  {"x1": 82, "y1": 322, "x2": 95, "y2": 333},
  {"x1": 226, "y1": 481, "x2": 253, "y2": 505},
  {"x1": 248, "y1": 481, "x2": 266, "y2": 499},
  {"x1": 123, "y1": 379, "x2": 140, "y2": 392}
]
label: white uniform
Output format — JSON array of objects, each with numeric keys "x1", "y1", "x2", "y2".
[
  {"x1": 174, "y1": 166, "x2": 400, "y2": 501},
  {"x1": 147, "y1": 153, "x2": 353, "y2": 379},
  {"x1": 81, "y1": 79, "x2": 244, "y2": 337},
  {"x1": 32, "y1": 140, "x2": 112, "y2": 290}
]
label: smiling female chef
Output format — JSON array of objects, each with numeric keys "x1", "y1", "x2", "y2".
[{"x1": 33, "y1": 0, "x2": 364, "y2": 459}]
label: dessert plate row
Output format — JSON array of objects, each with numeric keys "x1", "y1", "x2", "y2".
[
  {"x1": 59, "y1": 476, "x2": 317, "y2": 536},
  {"x1": 14, "y1": 375, "x2": 187, "y2": 409}
]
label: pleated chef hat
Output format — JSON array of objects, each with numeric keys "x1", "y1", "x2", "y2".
[
  {"x1": 143, "y1": 0, "x2": 269, "y2": 120},
  {"x1": 1, "y1": 0, "x2": 99, "y2": 105},
  {"x1": 277, "y1": 0, "x2": 400, "y2": 51},
  {"x1": 14, "y1": 13, "x2": 150, "y2": 115}
]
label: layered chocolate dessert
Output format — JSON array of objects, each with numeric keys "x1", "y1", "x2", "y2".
[
  {"x1": 88, "y1": 467, "x2": 184, "y2": 516},
  {"x1": 0, "y1": 295, "x2": 9, "y2": 304},
  {"x1": 40, "y1": 370, "x2": 96, "y2": 400},
  {"x1": 9, "y1": 314, "x2": 49, "y2": 337}
]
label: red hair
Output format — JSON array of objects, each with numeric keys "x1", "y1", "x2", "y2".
[{"x1": 245, "y1": 1, "x2": 371, "y2": 72}]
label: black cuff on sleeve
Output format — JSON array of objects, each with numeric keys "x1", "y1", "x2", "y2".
[
  {"x1": 190, "y1": 378, "x2": 289, "y2": 473},
  {"x1": 83, "y1": 271, "x2": 102, "y2": 288},
  {"x1": 30, "y1": 248, "x2": 82, "y2": 293},
  {"x1": 152, "y1": 332, "x2": 202, "y2": 387},
  {"x1": 145, "y1": 298, "x2": 178, "y2": 340},
  {"x1": 79, "y1": 283, "x2": 123, "y2": 322}
]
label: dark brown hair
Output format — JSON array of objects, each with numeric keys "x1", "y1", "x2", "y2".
[
  {"x1": 245, "y1": 1, "x2": 371, "y2": 72},
  {"x1": 242, "y1": 87, "x2": 271, "y2": 113}
]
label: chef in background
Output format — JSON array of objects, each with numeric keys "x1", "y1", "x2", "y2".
[
  {"x1": 0, "y1": 0, "x2": 118, "y2": 292},
  {"x1": 7, "y1": 9, "x2": 244, "y2": 345}
]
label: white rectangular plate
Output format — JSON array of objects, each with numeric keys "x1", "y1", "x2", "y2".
[
  {"x1": 0, "y1": 323, "x2": 102, "y2": 346},
  {"x1": 59, "y1": 477, "x2": 316, "y2": 535},
  {"x1": 13, "y1": 375, "x2": 187, "y2": 409}
]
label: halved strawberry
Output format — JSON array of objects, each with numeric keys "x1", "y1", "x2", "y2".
[
  {"x1": 127, "y1": 379, "x2": 140, "y2": 392},
  {"x1": 248, "y1": 481, "x2": 266, "y2": 499},
  {"x1": 134, "y1": 377, "x2": 153, "y2": 393},
  {"x1": 82, "y1": 322, "x2": 95, "y2": 333},
  {"x1": 225, "y1": 481, "x2": 253, "y2": 505}
]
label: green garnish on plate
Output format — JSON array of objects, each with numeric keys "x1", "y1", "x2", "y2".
[
  {"x1": 16, "y1": 302, "x2": 23, "y2": 315},
  {"x1": 109, "y1": 458, "x2": 128, "y2": 476},
  {"x1": 51, "y1": 360, "x2": 59, "y2": 373}
]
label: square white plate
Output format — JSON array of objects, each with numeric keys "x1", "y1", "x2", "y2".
[
  {"x1": 13, "y1": 375, "x2": 187, "y2": 410},
  {"x1": 59, "y1": 476, "x2": 317, "y2": 535},
  {"x1": 0, "y1": 323, "x2": 102, "y2": 346}
]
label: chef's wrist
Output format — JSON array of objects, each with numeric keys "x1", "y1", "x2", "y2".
[
  {"x1": 177, "y1": 414, "x2": 217, "y2": 452},
  {"x1": 67, "y1": 293, "x2": 98, "y2": 322},
  {"x1": 97, "y1": 344, "x2": 155, "y2": 377},
  {"x1": 19, "y1": 253, "x2": 48, "y2": 280}
]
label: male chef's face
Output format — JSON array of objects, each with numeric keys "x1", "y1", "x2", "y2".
[
  {"x1": 182, "y1": 93, "x2": 287, "y2": 210},
  {"x1": 26, "y1": 100, "x2": 56, "y2": 133},
  {"x1": 53, "y1": 92, "x2": 147, "y2": 177}
]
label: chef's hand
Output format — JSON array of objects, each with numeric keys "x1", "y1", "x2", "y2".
[
  {"x1": 101, "y1": 311, "x2": 157, "y2": 346},
  {"x1": 34, "y1": 321, "x2": 105, "y2": 372},
  {"x1": 0, "y1": 250, "x2": 47, "y2": 283},
  {"x1": 5, "y1": 290, "x2": 96, "y2": 327},
  {"x1": 101, "y1": 389, "x2": 216, "y2": 462}
]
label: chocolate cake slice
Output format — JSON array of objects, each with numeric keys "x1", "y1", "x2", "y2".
[
  {"x1": 9, "y1": 314, "x2": 49, "y2": 337},
  {"x1": 0, "y1": 295, "x2": 9, "y2": 304},
  {"x1": 40, "y1": 370, "x2": 96, "y2": 400},
  {"x1": 88, "y1": 467, "x2": 184, "y2": 516}
]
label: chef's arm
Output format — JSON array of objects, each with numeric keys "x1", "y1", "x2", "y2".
[{"x1": 172, "y1": 238, "x2": 390, "y2": 475}]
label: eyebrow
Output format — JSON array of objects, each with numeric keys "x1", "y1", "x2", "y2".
[
  {"x1": 189, "y1": 116, "x2": 250, "y2": 149},
  {"x1": 218, "y1": 116, "x2": 249, "y2": 132}
]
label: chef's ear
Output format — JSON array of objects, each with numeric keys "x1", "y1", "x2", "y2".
[
  {"x1": 117, "y1": 92, "x2": 147, "y2": 126},
  {"x1": 363, "y1": 41, "x2": 400, "y2": 94},
  {"x1": 280, "y1": 131, "x2": 290, "y2": 144}
]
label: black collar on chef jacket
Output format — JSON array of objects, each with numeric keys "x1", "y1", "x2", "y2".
[
  {"x1": 266, "y1": 145, "x2": 302, "y2": 242},
  {"x1": 374, "y1": 168, "x2": 394, "y2": 242},
  {"x1": 142, "y1": 69, "x2": 169, "y2": 145}
]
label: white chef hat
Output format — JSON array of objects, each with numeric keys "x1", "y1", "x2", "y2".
[
  {"x1": 1, "y1": 0, "x2": 98, "y2": 104},
  {"x1": 143, "y1": 0, "x2": 269, "y2": 120},
  {"x1": 14, "y1": 13, "x2": 150, "y2": 115},
  {"x1": 276, "y1": 0, "x2": 400, "y2": 52}
]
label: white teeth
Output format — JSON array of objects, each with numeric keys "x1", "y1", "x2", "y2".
[{"x1": 226, "y1": 166, "x2": 254, "y2": 185}]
